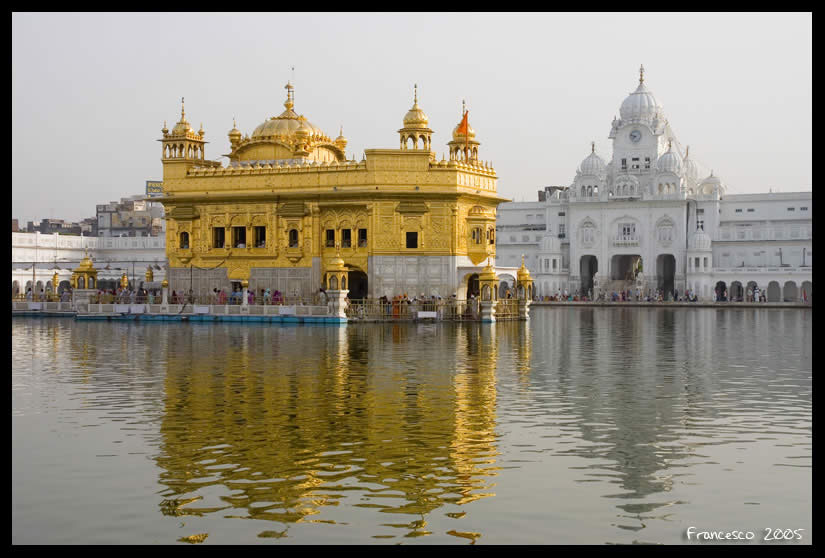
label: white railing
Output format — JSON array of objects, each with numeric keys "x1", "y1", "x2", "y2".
[
  {"x1": 714, "y1": 267, "x2": 812, "y2": 274},
  {"x1": 612, "y1": 236, "x2": 640, "y2": 247}
]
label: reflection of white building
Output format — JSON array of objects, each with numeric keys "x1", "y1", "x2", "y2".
[
  {"x1": 497, "y1": 67, "x2": 812, "y2": 302},
  {"x1": 11, "y1": 232, "x2": 167, "y2": 296}
]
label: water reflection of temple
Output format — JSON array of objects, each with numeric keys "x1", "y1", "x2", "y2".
[{"x1": 155, "y1": 322, "x2": 503, "y2": 538}]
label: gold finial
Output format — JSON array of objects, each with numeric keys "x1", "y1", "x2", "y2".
[
  {"x1": 462, "y1": 99, "x2": 466, "y2": 116},
  {"x1": 639, "y1": 64, "x2": 645, "y2": 83},
  {"x1": 339, "y1": 124, "x2": 344, "y2": 136},
  {"x1": 233, "y1": 117, "x2": 237, "y2": 128},
  {"x1": 521, "y1": 254, "x2": 525, "y2": 267},
  {"x1": 668, "y1": 138, "x2": 672, "y2": 150},
  {"x1": 414, "y1": 83, "x2": 418, "y2": 105},
  {"x1": 591, "y1": 141, "x2": 595, "y2": 153},
  {"x1": 685, "y1": 145, "x2": 690, "y2": 158},
  {"x1": 284, "y1": 80, "x2": 295, "y2": 109},
  {"x1": 181, "y1": 97, "x2": 185, "y2": 119}
]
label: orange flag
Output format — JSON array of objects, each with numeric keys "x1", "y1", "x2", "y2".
[{"x1": 456, "y1": 111, "x2": 469, "y2": 135}]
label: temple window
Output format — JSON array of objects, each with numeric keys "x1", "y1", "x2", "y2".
[
  {"x1": 254, "y1": 226, "x2": 266, "y2": 248},
  {"x1": 406, "y1": 231, "x2": 418, "y2": 249},
  {"x1": 342, "y1": 229, "x2": 352, "y2": 248},
  {"x1": 288, "y1": 229, "x2": 299, "y2": 248},
  {"x1": 179, "y1": 231, "x2": 189, "y2": 249},
  {"x1": 358, "y1": 228, "x2": 367, "y2": 247},
  {"x1": 621, "y1": 158, "x2": 627, "y2": 171},
  {"x1": 326, "y1": 229, "x2": 336, "y2": 247},
  {"x1": 213, "y1": 227, "x2": 225, "y2": 248},
  {"x1": 232, "y1": 226, "x2": 246, "y2": 248}
]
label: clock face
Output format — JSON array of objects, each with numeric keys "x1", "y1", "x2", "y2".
[{"x1": 630, "y1": 130, "x2": 641, "y2": 143}]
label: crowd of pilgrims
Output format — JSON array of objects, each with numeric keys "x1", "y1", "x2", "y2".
[{"x1": 35, "y1": 283, "x2": 771, "y2": 305}]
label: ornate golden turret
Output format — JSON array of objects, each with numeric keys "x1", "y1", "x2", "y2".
[
  {"x1": 478, "y1": 257, "x2": 499, "y2": 301},
  {"x1": 70, "y1": 251, "x2": 98, "y2": 290},
  {"x1": 448, "y1": 100, "x2": 480, "y2": 162},
  {"x1": 145, "y1": 266, "x2": 154, "y2": 282},
  {"x1": 516, "y1": 255, "x2": 534, "y2": 300},
  {"x1": 335, "y1": 125, "x2": 348, "y2": 150},
  {"x1": 120, "y1": 273, "x2": 129, "y2": 290},
  {"x1": 159, "y1": 97, "x2": 208, "y2": 179},
  {"x1": 398, "y1": 84, "x2": 433, "y2": 152},
  {"x1": 324, "y1": 244, "x2": 348, "y2": 291}
]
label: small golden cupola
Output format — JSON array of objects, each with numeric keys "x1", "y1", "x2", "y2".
[
  {"x1": 478, "y1": 257, "x2": 500, "y2": 301},
  {"x1": 228, "y1": 118, "x2": 242, "y2": 150},
  {"x1": 448, "y1": 100, "x2": 480, "y2": 162},
  {"x1": 335, "y1": 125, "x2": 348, "y2": 151},
  {"x1": 159, "y1": 97, "x2": 207, "y2": 164},
  {"x1": 398, "y1": 84, "x2": 433, "y2": 152},
  {"x1": 70, "y1": 250, "x2": 98, "y2": 290},
  {"x1": 516, "y1": 254, "x2": 534, "y2": 300}
]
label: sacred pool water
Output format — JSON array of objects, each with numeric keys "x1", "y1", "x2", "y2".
[{"x1": 12, "y1": 308, "x2": 811, "y2": 545}]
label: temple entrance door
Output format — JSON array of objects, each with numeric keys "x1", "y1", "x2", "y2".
[
  {"x1": 579, "y1": 255, "x2": 598, "y2": 296},
  {"x1": 656, "y1": 254, "x2": 676, "y2": 298},
  {"x1": 348, "y1": 270, "x2": 369, "y2": 300},
  {"x1": 467, "y1": 274, "x2": 479, "y2": 298},
  {"x1": 611, "y1": 254, "x2": 641, "y2": 280},
  {"x1": 715, "y1": 281, "x2": 727, "y2": 301}
]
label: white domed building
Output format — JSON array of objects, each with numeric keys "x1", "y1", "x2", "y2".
[{"x1": 495, "y1": 66, "x2": 812, "y2": 302}]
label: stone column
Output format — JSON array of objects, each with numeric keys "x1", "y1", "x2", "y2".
[
  {"x1": 160, "y1": 279, "x2": 169, "y2": 313},
  {"x1": 71, "y1": 289, "x2": 96, "y2": 313},
  {"x1": 326, "y1": 289, "x2": 349, "y2": 320},
  {"x1": 480, "y1": 300, "x2": 496, "y2": 323},
  {"x1": 241, "y1": 279, "x2": 249, "y2": 315},
  {"x1": 518, "y1": 298, "x2": 531, "y2": 320}
]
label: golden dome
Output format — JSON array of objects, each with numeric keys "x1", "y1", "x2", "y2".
[
  {"x1": 479, "y1": 258, "x2": 497, "y2": 281},
  {"x1": 171, "y1": 97, "x2": 193, "y2": 135},
  {"x1": 402, "y1": 84, "x2": 429, "y2": 128},
  {"x1": 74, "y1": 254, "x2": 96, "y2": 272},
  {"x1": 517, "y1": 255, "x2": 532, "y2": 281},
  {"x1": 328, "y1": 254, "x2": 346, "y2": 270},
  {"x1": 452, "y1": 121, "x2": 475, "y2": 140},
  {"x1": 251, "y1": 82, "x2": 330, "y2": 141},
  {"x1": 228, "y1": 118, "x2": 241, "y2": 138}
]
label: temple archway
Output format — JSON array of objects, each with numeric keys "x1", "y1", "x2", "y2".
[
  {"x1": 801, "y1": 281, "x2": 812, "y2": 303},
  {"x1": 730, "y1": 281, "x2": 744, "y2": 302},
  {"x1": 783, "y1": 281, "x2": 798, "y2": 302},
  {"x1": 347, "y1": 270, "x2": 368, "y2": 300},
  {"x1": 767, "y1": 281, "x2": 781, "y2": 302},
  {"x1": 467, "y1": 273, "x2": 479, "y2": 298},
  {"x1": 656, "y1": 254, "x2": 676, "y2": 298},
  {"x1": 579, "y1": 255, "x2": 598, "y2": 296},
  {"x1": 611, "y1": 254, "x2": 641, "y2": 281},
  {"x1": 715, "y1": 281, "x2": 727, "y2": 302}
]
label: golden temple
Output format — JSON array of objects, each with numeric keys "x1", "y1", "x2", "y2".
[{"x1": 155, "y1": 83, "x2": 508, "y2": 299}]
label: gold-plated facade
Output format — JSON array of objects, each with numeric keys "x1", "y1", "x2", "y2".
[{"x1": 156, "y1": 83, "x2": 508, "y2": 297}]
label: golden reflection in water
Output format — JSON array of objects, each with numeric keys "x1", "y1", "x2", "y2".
[{"x1": 155, "y1": 323, "x2": 504, "y2": 539}]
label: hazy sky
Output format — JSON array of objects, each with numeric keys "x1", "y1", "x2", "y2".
[{"x1": 12, "y1": 12, "x2": 811, "y2": 224}]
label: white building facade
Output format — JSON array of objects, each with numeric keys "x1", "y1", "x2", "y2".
[
  {"x1": 497, "y1": 67, "x2": 812, "y2": 302},
  {"x1": 11, "y1": 232, "x2": 167, "y2": 296}
]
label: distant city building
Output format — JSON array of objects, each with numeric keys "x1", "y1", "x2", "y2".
[
  {"x1": 12, "y1": 219, "x2": 19, "y2": 232},
  {"x1": 96, "y1": 194, "x2": 165, "y2": 237},
  {"x1": 497, "y1": 67, "x2": 812, "y2": 302}
]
